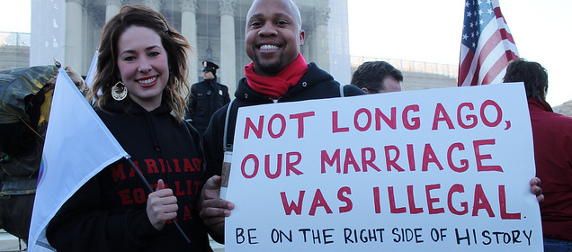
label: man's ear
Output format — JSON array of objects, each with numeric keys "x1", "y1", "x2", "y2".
[
  {"x1": 361, "y1": 87, "x2": 370, "y2": 94},
  {"x1": 299, "y1": 29, "x2": 305, "y2": 46}
]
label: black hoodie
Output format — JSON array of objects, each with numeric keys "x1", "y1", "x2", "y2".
[{"x1": 47, "y1": 100, "x2": 212, "y2": 252}]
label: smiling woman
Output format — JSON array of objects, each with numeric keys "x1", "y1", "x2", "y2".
[{"x1": 43, "y1": 5, "x2": 215, "y2": 252}]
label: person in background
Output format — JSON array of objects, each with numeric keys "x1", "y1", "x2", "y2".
[
  {"x1": 46, "y1": 5, "x2": 213, "y2": 251},
  {"x1": 185, "y1": 60, "x2": 230, "y2": 135},
  {"x1": 503, "y1": 58, "x2": 571, "y2": 251},
  {"x1": 351, "y1": 60, "x2": 402, "y2": 94}
]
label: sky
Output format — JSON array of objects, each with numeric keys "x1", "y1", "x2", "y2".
[{"x1": 0, "y1": 0, "x2": 570, "y2": 105}]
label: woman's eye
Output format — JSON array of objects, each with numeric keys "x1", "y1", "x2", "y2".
[
  {"x1": 124, "y1": 56, "x2": 135, "y2": 61},
  {"x1": 149, "y1": 51, "x2": 160, "y2": 57}
]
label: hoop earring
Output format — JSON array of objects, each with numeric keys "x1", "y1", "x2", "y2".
[{"x1": 111, "y1": 81, "x2": 128, "y2": 101}]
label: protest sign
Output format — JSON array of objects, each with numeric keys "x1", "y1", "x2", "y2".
[{"x1": 225, "y1": 83, "x2": 542, "y2": 251}]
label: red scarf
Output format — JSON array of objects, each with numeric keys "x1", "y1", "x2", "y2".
[{"x1": 244, "y1": 53, "x2": 308, "y2": 99}]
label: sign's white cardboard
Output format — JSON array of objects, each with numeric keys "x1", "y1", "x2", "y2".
[{"x1": 225, "y1": 83, "x2": 542, "y2": 251}]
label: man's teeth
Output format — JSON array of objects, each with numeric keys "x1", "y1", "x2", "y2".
[
  {"x1": 138, "y1": 77, "x2": 157, "y2": 84},
  {"x1": 260, "y1": 45, "x2": 278, "y2": 50}
]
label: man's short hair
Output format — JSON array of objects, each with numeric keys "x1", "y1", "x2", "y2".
[
  {"x1": 503, "y1": 58, "x2": 548, "y2": 100},
  {"x1": 351, "y1": 61, "x2": 403, "y2": 93}
]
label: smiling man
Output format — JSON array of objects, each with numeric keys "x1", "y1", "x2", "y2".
[{"x1": 198, "y1": 0, "x2": 364, "y2": 242}]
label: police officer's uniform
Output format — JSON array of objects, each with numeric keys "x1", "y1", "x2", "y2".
[{"x1": 185, "y1": 61, "x2": 230, "y2": 135}]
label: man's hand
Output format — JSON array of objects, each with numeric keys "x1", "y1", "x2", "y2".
[
  {"x1": 147, "y1": 179, "x2": 178, "y2": 231},
  {"x1": 199, "y1": 175, "x2": 234, "y2": 236},
  {"x1": 530, "y1": 177, "x2": 544, "y2": 204}
]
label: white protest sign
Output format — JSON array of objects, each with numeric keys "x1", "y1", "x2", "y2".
[{"x1": 225, "y1": 83, "x2": 542, "y2": 251}]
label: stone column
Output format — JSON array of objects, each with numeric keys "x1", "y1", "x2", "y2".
[
  {"x1": 65, "y1": 0, "x2": 83, "y2": 71},
  {"x1": 145, "y1": 0, "x2": 162, "y2": 12},
  {"x1": 219, "y1": 0, "x2": 237, "y2": 95},
  {"x1": 181, "y1": 0, "x2": 199, "y2": 85},
  {"x1": 312, "y1": 7, "x2": 330, "y2": 72},
  {"x1": 105, "y1": 0, "x2": 122, "y2": 22}
]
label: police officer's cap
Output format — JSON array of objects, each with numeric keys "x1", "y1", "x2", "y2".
[{"x1": 202, "y1": 61, "x2": 219, "y2": 72}]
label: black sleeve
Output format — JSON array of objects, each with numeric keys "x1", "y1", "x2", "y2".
[
  {"x1": 46, "y1": 168, "x2": 159, "y2": 252},
  {"x1": 202, "y1": 104, "x2": 231, "y2": 179}
]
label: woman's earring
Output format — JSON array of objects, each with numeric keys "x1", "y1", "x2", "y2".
[{"x1": 111, "y1": 81, "x2": 128, "y2": 101}]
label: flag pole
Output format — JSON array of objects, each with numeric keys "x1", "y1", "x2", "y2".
[{"x1": 125, "y1": 156, "x2": 191, "y2": 244}]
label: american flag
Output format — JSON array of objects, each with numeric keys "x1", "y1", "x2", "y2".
[{"x1": 458, "y1": 0, "x2": 519, "y2": 86}]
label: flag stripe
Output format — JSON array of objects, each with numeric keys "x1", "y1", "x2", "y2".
[
  {"x1": 459, "y1": 47, "x2": 474, "y2": 85},
  {"x1": 482, "y1": 51, "x2": 510, "y2": 84},
  {"x1": 477, "y1": 37, "x2": 509, "y2": 84}
]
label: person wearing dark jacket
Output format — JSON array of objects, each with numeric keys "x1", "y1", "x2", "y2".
[
  {"x1": 503, "y1": 58, "x2": 572, "y2": 251},
  {"x1": 199, "y1": 0, "x2": 544, "y2": 244},
  {"x1": 46, "y1": 6, "x2": 212, "y2": 251},
  {"x1": 185, "y1": 61, "x2": 230, "y2": 135},
  {"x1": 198, "y1": 0, "x2": 364, "y2": 242}
]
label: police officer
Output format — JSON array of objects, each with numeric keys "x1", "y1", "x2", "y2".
[{"x1": 186, "y1": 61, "x2": 230, "y2": 135}]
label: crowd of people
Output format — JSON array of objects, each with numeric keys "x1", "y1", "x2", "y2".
[{"x1": 0, "y1": 0, "x2": 567, "y2": 251}]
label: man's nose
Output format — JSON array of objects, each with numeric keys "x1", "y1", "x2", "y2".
[{"x1": 258, "y1": 23, "x2": 278, "y2": 37}]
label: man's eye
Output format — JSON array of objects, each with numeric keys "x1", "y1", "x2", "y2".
[{"x1": 250, "y1": 21, "x2": 262, "y2": 27}]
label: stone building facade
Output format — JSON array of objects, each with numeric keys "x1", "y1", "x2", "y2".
[{"x1": 30, "y1": 0, "x2": 347, "y2": 96}]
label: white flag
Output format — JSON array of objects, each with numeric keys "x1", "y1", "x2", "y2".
[{"x1": 27, "y1": 68, "x2": 128, "y2": 251}]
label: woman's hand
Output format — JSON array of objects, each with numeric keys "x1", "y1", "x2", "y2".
[{"x1": 146, "y1": 179, "x2": 178, "y2": 230}]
